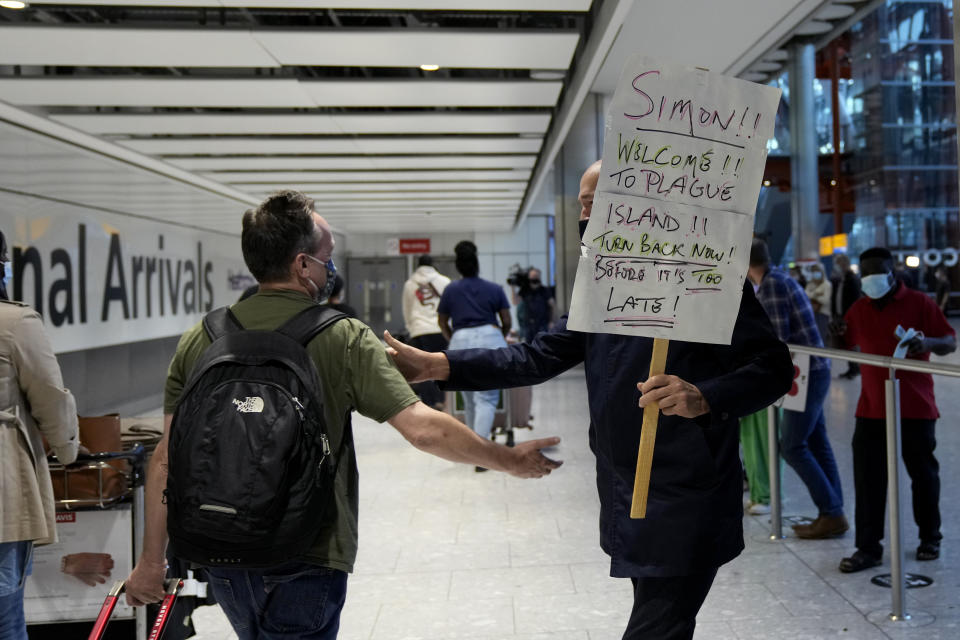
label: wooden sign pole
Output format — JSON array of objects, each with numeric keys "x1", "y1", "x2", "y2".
[{"x1": 630, "y1": 337, "x2": 670, "y2": 519}]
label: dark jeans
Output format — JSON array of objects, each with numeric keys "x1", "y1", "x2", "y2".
[
  {"x1": 205, "y1": 563, "x2": 347, "y2": 639},
  {"x1": 0, "y1": 541, "x2": 32, "y2": 640},
  {"x1": 853, "y1": 417, "x2": 942, "y2": 557},
  {"x1": 623, "y1": 568, "x2": 718, "y2": 640},
  {"x1": 780, "y1": 368, "x2": 844, "y2": 517},
  {"x1": 408, "y1": 333, "x2": 448, "y2": 408}
]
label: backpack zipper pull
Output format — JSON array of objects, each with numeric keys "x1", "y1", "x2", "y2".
[
  {"x1": 291, "y1": 396, "x2": 306, "y2": 421},
  {"x1": 319, "y1": 434, "x2": 331, "y2": 470}
]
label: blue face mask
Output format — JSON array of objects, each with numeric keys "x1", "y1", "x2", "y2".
[
  {"x1": 861, "y1": 273, "x2": 893, "y2": 299},
  {"x1": 305, "y1": 255, "x2": 337, "y2": 302}
]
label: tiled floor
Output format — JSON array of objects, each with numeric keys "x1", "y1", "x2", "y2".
[{"x1": 189, "y1": 345, "x2": 960, "y2": 640}]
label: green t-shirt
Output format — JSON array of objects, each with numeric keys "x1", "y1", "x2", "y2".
[{"x1": 164, "y1": 289, "x2": 418, "y2": 573}]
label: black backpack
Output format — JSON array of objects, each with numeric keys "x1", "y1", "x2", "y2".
[{"x1": 166, "y1": 305, "x2": 345, "y2": 567}]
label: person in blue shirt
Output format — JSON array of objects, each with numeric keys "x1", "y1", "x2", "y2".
[
  {"x1": 438, "y1": 241, "x2": 511, "y2": 467},
  {"x1": 747, "y1": 238, "x2": 847, "y2": 539}
]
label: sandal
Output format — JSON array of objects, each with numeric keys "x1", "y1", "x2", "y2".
[
  {"x1": 839, "y1": 550, "x2": 881, "y2": 573},
  {"x1": 917, "y1": 542, "x2": 940, "y2": 561}
]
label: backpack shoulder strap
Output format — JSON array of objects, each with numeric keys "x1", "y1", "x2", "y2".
[
  {"x1": 202, "y1": 306, "x2": 244, "y2": 342},
  {"x1": 276, "y1": 305, "x2": 347, "y2": 346}
]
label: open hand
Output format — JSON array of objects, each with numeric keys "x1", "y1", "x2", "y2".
[
  {"x1": 60, "y1": 552, "x2": 114, "y2": 587},
  {"x1": 506, "y1": 437, "x2": 563, "y2": 478},
  {"x1": 638, "y1": 375, "x2": 710, "y2": 418},
  {"x1": 384, "y1": 330, "x2": 447, "y2": 383}
]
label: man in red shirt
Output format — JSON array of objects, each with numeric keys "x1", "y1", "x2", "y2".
[{"x1": 837, "y1": 247, "x2": 956, "y2": 573}]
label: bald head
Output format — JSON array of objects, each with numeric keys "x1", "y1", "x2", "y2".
[{"x1": 579, "y1": 160, "x2": 601, "y2": 221}]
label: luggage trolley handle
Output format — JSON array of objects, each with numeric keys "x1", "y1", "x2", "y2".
[{"x1": 88, "y1": 578, "x2": 182, "y2": 640}]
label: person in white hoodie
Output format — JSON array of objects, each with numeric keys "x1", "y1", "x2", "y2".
[{"x1": 402, "y1": 255, "x2": 452, "y2": 409}]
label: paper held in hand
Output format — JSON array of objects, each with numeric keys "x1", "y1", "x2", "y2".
[{"x1": 568, "y1": 55, "x2": 782, "y2": 345}]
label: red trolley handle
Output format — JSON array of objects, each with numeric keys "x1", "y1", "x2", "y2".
[
  {"x1": 88, "y1": 580, "x2": 125, "y2": 640},
  {"x1": 147, "y1": 579, "x2": 183, "y2": 640},
  {"x1": 87, "y1": 578, "x2": 182, "y2": 640}
]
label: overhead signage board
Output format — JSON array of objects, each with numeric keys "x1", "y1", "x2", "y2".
[
  {"x1": 0, "y1": 190, "x2": 250, "y2": 353},
  {"x1": 399, "y1": 238, "x2": 431, "y2": 254}
]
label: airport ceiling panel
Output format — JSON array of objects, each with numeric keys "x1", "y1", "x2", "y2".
[
  {"x1": 235, "y1": 181, "x2": 526, "y2": 193},
  {"x1": 0, "y1": 78, "x2": 562, "y2": 108},
  {"x1": 118, "y1": 136, "x2": 544, "y2": 156},
  {"x1": 0, "y1": 120, "x2": 252, "y2": 234},
  {"x1": 25, "y1": 1, "x2": 591, "y2": 10},
  {"x1": 0, "y1": 26, "x2": 578, "y2": 70},
  {"x1": 0, "y1": 27, "x2": 281, "y2": 68},
  {"x1": 206, "y1": 169, "x2": 531, "y2": 183},
  {"x1": 167, "y1": 154, "x2": 537, "y2": 171},
  {"x1": 51, "y1": 113, "x2": 552, "y2": 136},
  {"x1": 0, "y1": 3, "x2": 588, "y2": 234},
  {"x1": 253, "y1": 31, "x2": 579, "y2": 70},
  {"x1": 300, "y1": 79, "x2": 562, "y2": 107}
]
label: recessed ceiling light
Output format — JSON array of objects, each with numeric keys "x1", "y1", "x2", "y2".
[
  {"x1": 530, "y1": 69, "x2": 565, "y2": 81},
  {"x1": 0, "y1": 0, "x2": 28, "y2": 8},
  {"x1": 419, "y1": 64, "x2": 440, "y2": 72}
]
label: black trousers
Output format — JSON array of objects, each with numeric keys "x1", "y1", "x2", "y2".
[
  {"x1": 623, "y1": 567, "x2": 718, "y2": 640},
  {"x1": 408, "y1": 333, "x2": 448, "y2": 408},
  {"x1": 853, "y1": 417, "x2": 942, "y2": 557}
]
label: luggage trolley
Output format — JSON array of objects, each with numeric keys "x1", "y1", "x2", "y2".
[
  {"x1": 26, "y1": 445, "x2": 150, "y2": 638},
  {"x1": 89, "y1": 578, "x2": 183, "y2": 640}
]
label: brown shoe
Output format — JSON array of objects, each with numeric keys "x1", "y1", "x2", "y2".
[{"x1": 793, "y1": 514, "x2": 849, "y2": 539}]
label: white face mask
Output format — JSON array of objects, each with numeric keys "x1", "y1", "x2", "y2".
[{"x1": 861, "y1": 273, "x2": 893, "y2": 299}]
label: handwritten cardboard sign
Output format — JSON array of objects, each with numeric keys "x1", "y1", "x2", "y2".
[{"x1": 569, "y1": 55, "x2": 782, "y2": 345}]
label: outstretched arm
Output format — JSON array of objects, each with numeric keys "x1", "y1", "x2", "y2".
[
  {"x1": 388, "y1": 401, "x2": 562, "y2": 478},
  {"x1": 387, "y1": 318, "x2": 584, "y2": 391}
]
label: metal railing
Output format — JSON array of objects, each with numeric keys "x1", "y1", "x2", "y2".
[{"x1": 766, "y1": 343, "x2": 960, "y2": 623}]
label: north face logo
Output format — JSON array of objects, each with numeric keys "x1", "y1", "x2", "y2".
[{"x1": 232, "y1": 397, "x2": 265, "y2": 413}]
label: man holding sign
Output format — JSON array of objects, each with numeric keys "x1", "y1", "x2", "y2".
[
  {"x1": 386, "y1": 59, "x2": 792, "y2": 639},
  {"x1": 386, "y1": 171, "x2": 791, "y2": 640}
]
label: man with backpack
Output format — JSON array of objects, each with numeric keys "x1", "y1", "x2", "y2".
[{"x1": 123, "y1": 190, "x2": 561, "y2": 638}]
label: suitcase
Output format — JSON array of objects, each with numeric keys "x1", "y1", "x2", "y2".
[
  {"x1": 447, "y1": 386, "x2": 534, "y2": 446},
  {"x1": 88, "y1": 578, "x2": 182, "y2": 640}
]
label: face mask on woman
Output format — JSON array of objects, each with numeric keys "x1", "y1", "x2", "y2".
[{"x1": 861, "y1": 273, "x2": 894, "y2": 299}]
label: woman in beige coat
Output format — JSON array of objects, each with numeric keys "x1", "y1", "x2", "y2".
[{"x1": 0, "y1": 234, "x2": 79, "y2": 639}]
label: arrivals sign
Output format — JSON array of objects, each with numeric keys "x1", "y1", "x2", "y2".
[
  {"x1": 1, "y1": 191, "x2": 250, "y2": 353},
  {"x1": 568, "y1": 56, "x2": 782, "y2": 344}
]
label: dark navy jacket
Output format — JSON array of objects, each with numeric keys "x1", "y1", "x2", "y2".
[{"x1": 444, "y1": 283, "x2": 792, "y2": 577}]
